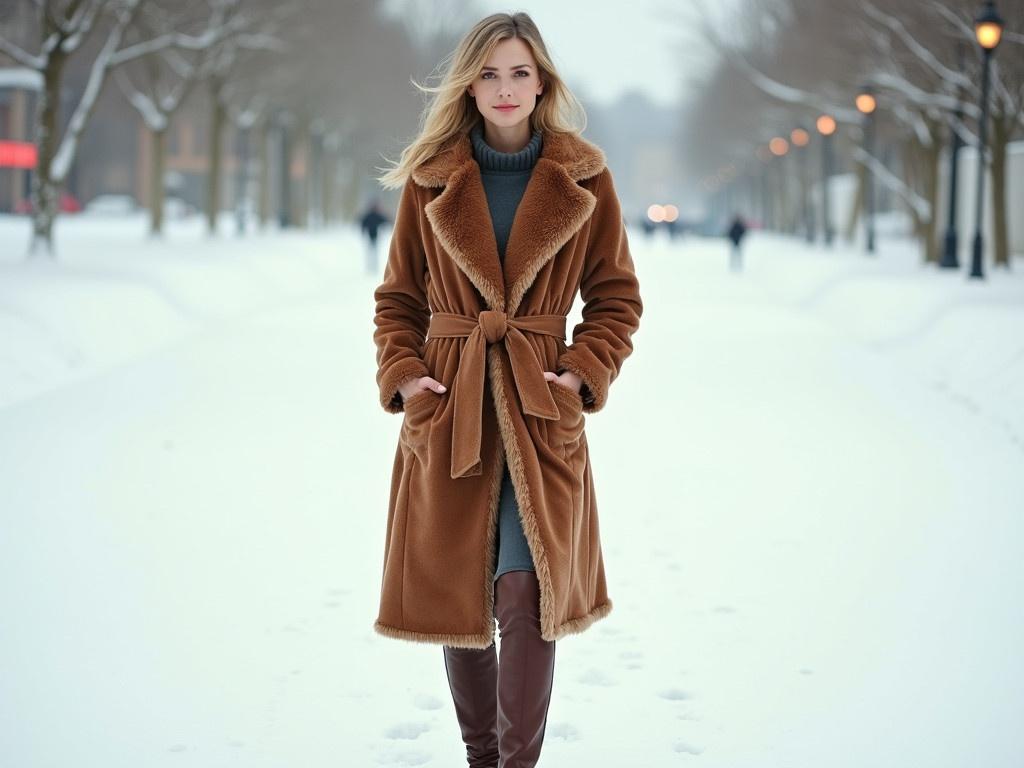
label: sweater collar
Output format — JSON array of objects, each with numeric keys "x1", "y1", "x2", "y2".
[{"x1": 470, "y1": 122, "x2": 542, "y2": 173}]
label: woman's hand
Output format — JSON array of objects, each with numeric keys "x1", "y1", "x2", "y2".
[
  {"x1": 399, "y1": 376, "x2": 447, "y2": 402},
  {"x1": 544, "y1": 369, "x2": 583, "y2": 394}
]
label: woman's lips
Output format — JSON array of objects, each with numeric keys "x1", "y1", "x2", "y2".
[{"x1": 495, "y1": 105, "x2": 518, "y2": 111}]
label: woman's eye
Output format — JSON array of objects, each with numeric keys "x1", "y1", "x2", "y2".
[{"x1": 482, "y1": 71, "x2": 529, "y2": 79}]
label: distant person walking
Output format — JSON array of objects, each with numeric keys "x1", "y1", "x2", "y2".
[
  {"x1": 727, "y1": 214, "x2": 748, "y2": 272},
  {"x1": 359, "y1": 199, "x2": 391, "y2": 275}
]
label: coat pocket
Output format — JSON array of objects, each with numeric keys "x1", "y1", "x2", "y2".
[
  {"x1": 400, "y1": 390, "x2": 443, "y2": 459},
  {"x1": 546, "y1": 380, "x2": 585, "y2": 449}
]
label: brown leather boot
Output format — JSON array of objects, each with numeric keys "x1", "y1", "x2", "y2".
[
  {"x1": 443, "y1": 641, "x2": 500, "y2": 767},
  {"x1": 494, "y1": 570, "x2": 556, "y2": 768}
]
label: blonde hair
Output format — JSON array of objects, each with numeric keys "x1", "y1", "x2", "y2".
[{"x1": 376, "y1": 11, "x2": 588, "y2": 190}]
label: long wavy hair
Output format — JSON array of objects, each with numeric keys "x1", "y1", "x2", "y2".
[{"x1": 376, "y1": 11, "x2": 588, "y2": 190}]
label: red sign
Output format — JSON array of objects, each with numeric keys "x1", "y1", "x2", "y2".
[{"x1": 0, "y1": 141, "x2": 37, "y2": 169}]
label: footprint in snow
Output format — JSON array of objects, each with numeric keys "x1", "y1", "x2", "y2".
[
  {"x1": 384, "y1": 722, "x2": 431, "y2": 740},
  {"x1": 412, "y1": 693, "x2": 444, "y2": 710},
  {"x1": 673, "y1": 740, "x2": 705, "y2": 755},
  {"x1": 658, "y1": 687, "x2": 693, "y2": 701},
  {"x1": 376, "y1": 749, "x2": 431, "y2": 766},
  {"x1": 578, "y1": 667, "x2": 616, "y2": 686},
  {"x1": 547, "y1": 721, "x2": 581, "y2": 741}
]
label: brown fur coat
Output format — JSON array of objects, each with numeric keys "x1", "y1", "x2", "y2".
[{"x1": 372, "y1": 127, "x2": 643, "y2": 648}]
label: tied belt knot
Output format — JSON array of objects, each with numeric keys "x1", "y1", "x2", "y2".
[{"x1": 427, "y1": 310, "x2": 567, "y2": 479}]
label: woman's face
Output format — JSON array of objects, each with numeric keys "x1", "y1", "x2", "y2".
[{"x1": 467, "y1": 37, "x2": 544, "y2": 132}]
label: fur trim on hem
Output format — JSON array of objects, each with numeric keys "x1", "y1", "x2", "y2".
[
  {"x1": 373, "y1": 620, "x2": 495, "y2": 650},
  {"x1": 373, "y1": 600, "x2": 613, "y2": 648},
  {"x1": 547, "y1": 599, "x2": 613, "y2": 642}
]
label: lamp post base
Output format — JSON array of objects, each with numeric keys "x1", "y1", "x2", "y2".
[
  {"x1": 941, "y1": 230, "x2": 959, "y2": 269},
  {"x1": 969, "y1": 232, "x2": 985, "y2": 279}
]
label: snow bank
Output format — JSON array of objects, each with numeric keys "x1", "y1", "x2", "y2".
[{"x1": 0, "y1": 213, "x2": 374, "y2": 410}]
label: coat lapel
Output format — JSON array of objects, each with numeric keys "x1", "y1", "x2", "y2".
[{"x1": 413, "y1": 128, "x2": 606, "y2": 315}]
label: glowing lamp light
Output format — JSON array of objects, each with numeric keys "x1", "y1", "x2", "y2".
[
  {"x1": 790, "y1": 128, "x2": 810, "y2": 147},
  {"x1": 647, "y1": 204, "x2": 666, "y2": 223},
  {"x1": 856, "y1": 93, "x2": 877, "y2": 114},
  {"x1": 975, "y1": 1, "x2": 1004, "y2": 50},
  {"x1": 816, "y1": 115, "x2": 837, "y2": 136},
  {"x1": 769, "y1": 137, "x2": 789, "y2": 156},
  {"x1": 663, "y1": 204, "x2": 679, "y2": 222}
]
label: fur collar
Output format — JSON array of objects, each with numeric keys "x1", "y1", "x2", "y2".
[
  {"x1": 411, "y1": 128, "x2": 607, "y2": 315},
  {"x1": 411, "y1": 127, "x2": 606, "y2": 188}
]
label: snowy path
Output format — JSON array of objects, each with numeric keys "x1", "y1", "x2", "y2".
[{"x1": 0, "y1": 227, "x2": 1021, "y2": 767}]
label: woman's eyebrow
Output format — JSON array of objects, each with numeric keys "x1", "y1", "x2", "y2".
[{"x1": 482, "y1": 64, "x2": 532, "y2": 70}]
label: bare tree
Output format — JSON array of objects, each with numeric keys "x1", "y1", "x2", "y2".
[
  {"x1": 675, "y1": 0, "x2": 1022, "y2": 265},
  {"x1": 0, "y1": 0, "x2": 238, "y2": 256}
]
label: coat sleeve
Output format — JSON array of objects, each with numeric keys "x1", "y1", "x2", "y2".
[
  {"x1": 555, "y1": 167, "x2": 643, "y2": 413},
  {"x1": 372, "y1": 176, "x2": 432, "y2": 413}
]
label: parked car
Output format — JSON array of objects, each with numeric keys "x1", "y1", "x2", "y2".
[{"x1": 83, "y1": 194, "x2": 139, "y2": 215}]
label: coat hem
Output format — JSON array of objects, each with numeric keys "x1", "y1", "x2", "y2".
[
  {"x1": 373, "y1": 620, "x2": 495, "y2": 650},
  {"x1": 373, "y1": 598, "x2": 613, "y2": 648},
  {"x1": 547, "y1": 598, "x2": 614, "y2": 642}
]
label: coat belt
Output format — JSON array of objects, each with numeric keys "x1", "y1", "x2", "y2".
[{"x1": 427, "y1": 310, "x2": 566, "y2": 479}]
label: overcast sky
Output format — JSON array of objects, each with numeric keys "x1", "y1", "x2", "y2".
[
  {"x1": 471, "y1": 0, "x2": 741, "y2": 109},
  {"x1": 378, "y1": 0, "x2": 735, "y2": 109}
]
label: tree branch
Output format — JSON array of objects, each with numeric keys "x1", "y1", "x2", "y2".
[
  {"x1": 0, "y1": 35, "x2": 46, "y2": 69},
  {"x1": 863, "y1": 1, "x2": 971, "y2": 89},
  {"x1": 852, "y1": 145, "x2": 931, "y2": 220}
]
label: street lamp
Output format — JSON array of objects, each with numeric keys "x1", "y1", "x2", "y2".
[
  {"x1": 817, "y1": 114, "x2": 837, "y2": 246},
  {"x1": 856, "y1": 87, "x2": 877, "y2": 254},
  {"x1": 969, "y1": 0, "x2": 1004, "y2": 280},
  {"x1": 941, "y1": 42, "x2": 967, "y2": 269}
]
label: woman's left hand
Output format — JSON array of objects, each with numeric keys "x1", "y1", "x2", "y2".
[{"x1": 544, "y1": 369, "x2": 583, "y2": 394}]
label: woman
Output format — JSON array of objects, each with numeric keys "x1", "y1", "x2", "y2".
[{"x1": 372, "y1": 11, "x2": 643, "y2": 767}]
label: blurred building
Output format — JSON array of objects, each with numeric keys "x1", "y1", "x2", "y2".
[
  {"x1": 0, "y1": 60, "x2": 250, "y2": 215},
  {"x1": 0, "y1": 68, "x2": 38, "y2": 212}
]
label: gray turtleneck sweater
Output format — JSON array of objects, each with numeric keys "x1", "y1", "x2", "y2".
[{"x1": 470, "y1": 122, "x2": 543, "y2": 261}]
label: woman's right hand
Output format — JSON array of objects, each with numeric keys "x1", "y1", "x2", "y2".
[{"x1": 399, "y1": 376, "x2": 447, "y2": 402}]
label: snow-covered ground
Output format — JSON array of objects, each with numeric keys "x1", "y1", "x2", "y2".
[{"x1": 1, "y1": 213, "x2": 1021, "y2": 767}]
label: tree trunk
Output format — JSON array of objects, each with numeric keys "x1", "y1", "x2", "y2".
[
  {"x1": 293, "y1": 115, "x2": 310, "y2": 229},
  {"x1": 844, "y1": 159, "x2": 865, "y2": 244},
  {"x1": 206, "y1": 80, "x2": 225, "y2": 236},
  {"x1": 149, "y1": 127, "x2": 166, "y2": 236},
  {"x1": 922, "y1": 132, "x2": 941, "y2": 265},
  {"x1": 321, "y1": 144, "x2": 335, "y2": 225},
  {"x1": 234, "y1": 124, "x2": 250, "y2": 236},
  {"x1": 258, "y1": 118, "x2": 270, "y2": 229},
  {"x1": 907, "y1": 124, "x2": 941, "y2": 265},
  {"x1": 991, "y1": 112, "x2": 1009, "y2": 268},
  {"x1": 29, "y1": 47, "x2": 67, "y2": 258}
]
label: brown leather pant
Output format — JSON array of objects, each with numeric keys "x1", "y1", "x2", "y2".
[{"x1": 443, "y1": 570, "x2": 556, "y2": 768}]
